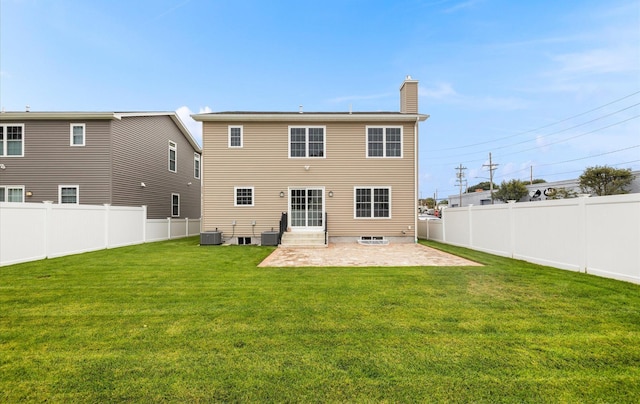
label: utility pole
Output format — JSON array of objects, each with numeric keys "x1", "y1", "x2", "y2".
[
  {"x1": 530, "y1": 166, "x2": 533, "y2": 185},
  {"x1": 455, "y1": 164, "x2": 467, "y2": 207},
  {"x1": 482, "y1": 152, "x2": 499, "y2": 204}
]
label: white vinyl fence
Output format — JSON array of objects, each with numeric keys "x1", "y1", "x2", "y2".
[
  {"x1": 419, "y1": 194, "x2": 640, "y2": 284},
  {"x1": 0, "y1": 202, "x2": 201, "y2": 266}
]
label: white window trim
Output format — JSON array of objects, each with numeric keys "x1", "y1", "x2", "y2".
[
  {"x1": 353, "y1": 186, "x2": 392, "y2": 219},
  {"x1": 0, "y1": 123, "x2": 25, "y2": 157},
  {"x1": 234, "y1": 186, "x2": 255, "y2": 207},
  {"x1": 288, "y1": 126, "x2": 326, "y2": 159},
  {"x1": 171, "y1": 193, "x2": 180, "y2": 217},
  {"x1": 58, "y1": 185, "x2": 79, "y2": 205},
  {"x1": 70, "y1": 123, "x2": 86, "y2": 146},
  {"x1": 228, "y1": 125, "x2": 244, "y2": 148},
  {"x1": 365, "y1": 126, "x2": 403, "y2": 158},
  {"x1": 168, "y1": 140, "x2": 177, "y2": 173},
  {"x1": 0, "y1": 186, "x2": 25, "y2": 202},
  {"x1": 194, "y1": 153, "x2": 201, "y2": 179}
]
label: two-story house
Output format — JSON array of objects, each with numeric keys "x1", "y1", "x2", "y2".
[
  {"x1": 193, "y1": 77, "x2": 428, "y2": 245},
  {"x1": 0, "y1": 111, "x2": 201, "y2": 219}
]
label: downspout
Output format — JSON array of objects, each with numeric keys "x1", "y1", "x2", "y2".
[{"x1": 414, "y1": 116, "x2": 419, "y2": 243}]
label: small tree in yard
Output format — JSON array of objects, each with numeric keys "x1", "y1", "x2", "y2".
[
  {"x1": 578, "y1": 166, "x2": 635, "y2": 196},
  {"x1": 493, "y1": 179, "x2": 529, "y2": 202}
]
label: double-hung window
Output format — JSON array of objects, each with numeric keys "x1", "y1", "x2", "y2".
[
  {"x1": 0, "y1": 186, "x2": 25, "y2": 202},
  {"x1": 70, "y1": 124, "x2": 85, "y2": 146},
  {"x1": 194, "y1": 153, "x2": 201, "y2": 179},
  {"x1": 366, "y1": 126, "x2": 402, "y2": 157},
  {"x1": 354, "y1": 187, "x2": 391, "y2": 218},
  {"x1": 0, "y1": 124, "x2": 24, "y2": 156},
  {"x1": 168, "y1": 141, "x2": 177, "y2": 172},
  {"x1": 234, "y1": 187, "x2": 254, "y2": 206},
  {"x1": 228, "y1": 126, "x2": 243, "y2": 148},
  {"x1": 172, "y1": 193, "x2": 180, "y2": 217},
  {"x1": 289, "y1": 126, "x2": 325, "y2": 158},
  {"x1": 59, "y1": 185, "x2": 79, "y2": 204}
]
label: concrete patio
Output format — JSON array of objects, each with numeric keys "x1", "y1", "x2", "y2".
[{"x1": 259, "y1": 242, "x2": 482, "y2": 267}]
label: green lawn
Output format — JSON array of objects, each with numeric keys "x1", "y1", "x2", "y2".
[{"x1": 1, "y1": 237, "x2": 639, "y2": 403}]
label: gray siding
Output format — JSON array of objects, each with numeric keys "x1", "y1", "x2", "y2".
[
  {"x1": 111, "y1": 116, "x2": 201, "y2": 219},
  {"x1": 0, "y1": 120, "x2": 112, "y2": 204}
]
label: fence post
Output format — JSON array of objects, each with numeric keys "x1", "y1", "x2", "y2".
[
  {"x1": 43, "y1": 201, "x2": 53, "y2": 259},
  {"x1": 185, "y1": 217, "x2": 189, "y2": 237},
  {"x1": 167, "y1": 217, "x2": 172, "y2": 240},
  {"x1": 104, "y1": 204, "x2": 111, "y2": 249},
  {"x1": 467, "y1": 204, "x2": 474, "y2": 248},
  {"x1": 507, "y1": 200, "x2": 516, "y2": 258},
  {"x1": 578, "y1": 195, "x2": 589, "y2": 273},
  {"x1": 142, "y1": 205, "x2": 147, "y2": 243}
]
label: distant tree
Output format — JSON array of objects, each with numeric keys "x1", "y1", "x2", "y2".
[
  {"x1": 493, "y1": 179, "x2": 529, "y2": 202},
  {"x1": 578, "y1": 166, "x2": 635, "y2": 196},
  {"x1": 466, "y1": 181, "x2": 497, "y2": 193},
  {"x1": 424, "y1": 197, "x2": 436, "y2": 209},
  {"x1": 545, "y1": 187, "x2": 578, "y2": 200},
  {"x1": 531, "y1": 179, "x2": 547, "y2": 184},
  {"x1": 439, "y1": 199, "x2": 449, "y2": 205}
]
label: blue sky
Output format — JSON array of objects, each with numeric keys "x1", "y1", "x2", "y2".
[{"x1": 1, "y1": 0, "x2": 639, "y2": 200}]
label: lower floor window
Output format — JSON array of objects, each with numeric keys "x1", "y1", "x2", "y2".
[
  {"x1": 172, "y1": 193, "x2": 180, "y2": 217},
  {"x1": 59, "y1": 185, "x2": 79, "y2": 204},
  {"x1": 0, "y1": 186, "x2": 24, "y2": 202},
  {"x1": 235, "y1": 187, "x2": 254, "y2": 206},
  {"x1": 355, "y1": 187, "x2": 390, "y2": 218}
]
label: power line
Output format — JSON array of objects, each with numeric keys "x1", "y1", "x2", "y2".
[{"x1": 429, "y1": 90, "x2": 640, "y2": 152}]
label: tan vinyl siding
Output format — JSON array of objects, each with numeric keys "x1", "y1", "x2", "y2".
[
  {"x1": 0, "y1": 120, "x2": 111, "y2": 204},
  {"x1": 111, "y1": 116, "x2": 202, "y2": 219},
  {"x1": 400, "y1": 81, "x2": 419, "y2": 114},
  {"x1": 202, "y1": 120, "x2": 416, "y2": 238}
]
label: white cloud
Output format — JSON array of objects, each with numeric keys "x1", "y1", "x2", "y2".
[
  {"x1": 175, "y1": 105, "x2": 210, "y2": 147},
  {"x1": 420, "y1": 83, "x2": 457, "y2": 99},
  {"x1": 552, "y1": 47, "x2": 637, "y2": 76}
]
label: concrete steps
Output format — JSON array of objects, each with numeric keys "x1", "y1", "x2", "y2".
[{"x1": 280, "y1": 231, "x2": 327, "y2": 248}]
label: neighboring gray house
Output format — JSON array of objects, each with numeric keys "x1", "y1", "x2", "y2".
[
  {"x1": 0, "y1": 111, "x2": 201, "y2": 219},
  {"x1": 448, "y1": 170, "x2": 640, "y2": 207}
]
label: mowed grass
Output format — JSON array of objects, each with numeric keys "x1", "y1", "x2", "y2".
[{"x1": 1, "y1": 237, "x2": 639, "y2": 403}]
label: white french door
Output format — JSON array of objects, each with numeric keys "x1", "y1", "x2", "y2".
[{"x1": 289, "y1": 188, "x2": 324, "y2": 231}]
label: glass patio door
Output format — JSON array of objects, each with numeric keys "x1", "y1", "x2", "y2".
[{"x1": 290, "y1": 188, "x2": 324, "y2": 230}]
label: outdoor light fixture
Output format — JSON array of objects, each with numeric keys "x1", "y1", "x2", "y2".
[
  {"x1": 140, "y1": 182, "x2": 146, "y2": 188},
  {"x1": 279, "y1": 191, "x2": 285, "y2": 198},
  {"x1": 26, "y1": 191, "x2": 33, "y2": 197},
  {"x1": 328, "y1": 191, "x2": 334, "y2": 197}
]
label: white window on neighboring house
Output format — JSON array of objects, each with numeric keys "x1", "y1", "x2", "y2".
[
  {"x1": 0, "y1": 124, "x2": 24, "y2": 156},
  {"x1": 171, "y1": 193, "x2": 180, "y2": 217},
  {"x1": 59, "y1": 185, "x2": 79, "y2": 204},
  {"x1": 289, "y1": 126, "x2": 325, "y2": 158},
  {"x1": 366, "y1": 126, "x2": 402, "y2": 158},
  {"x1": 0, "y1": 186, "x2": 25, "y2": 202},
  {"x1": 194, "y1": 153, "x2": 201, "y2": 179},
  {"x1": 228, "y1": 126, "x2": 243, "y2": 148},
  {"x1": 354, "y1": 187, "x2": 391, "y2": 218},
  {"x1": 234, "y1": 187, "x2": 254, "y2": 207},
  {"x1": 70, "y1": 123, "x2": 85, "y2": 146},
  {"x1": 169, "y1": 141, "x2": 177, "y2": 172}
]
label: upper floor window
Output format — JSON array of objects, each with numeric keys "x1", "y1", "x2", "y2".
[
  {"x1": 70, "y1": 124, "x2": 85, "y2": 146},
  {"x1": 172, "y1": 193, "x2": 180, "y2": 217},
  {"x1": 168, "y1": 141, "x2": 177, "y2": 172},
  {"x1": 234, "y1": 187, "x2": 254, "y2": 206},
  {"x1": 0, "y1": 124, "x2": 24, "y2": 157},
  {"x1": 289, "y1": 126, "x2": 325, "y2": 158},
  {"x1": 59, "y1": 185, "x2": 79, "y2": 204},
  {"x1": 194, "y1": 153, "x2": 201, "y2": 179},
  {"x1": 0, "y1": 186, "x2": 24, "y2": 202},
  {"x1": 366, "y1": 127, "x2": 402, "y2": 158},
  {"x1": 354, "y1": 187, "x2": 391, "y2": 218},
  {"x1": 229, "y1": 126, "x2": 243, "y2": 148}
]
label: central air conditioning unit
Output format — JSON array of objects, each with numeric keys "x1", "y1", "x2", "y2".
[{"x1": 200, "y1": 231, "x2": 222, "y2": 245}]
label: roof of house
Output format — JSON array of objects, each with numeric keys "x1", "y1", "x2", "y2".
[
  {"x1": 0, "y1": 111, "x2": 201, "y2": 152},
  {"x1": 192, "y1": 111, "x2": 430, "y2": 123}
]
